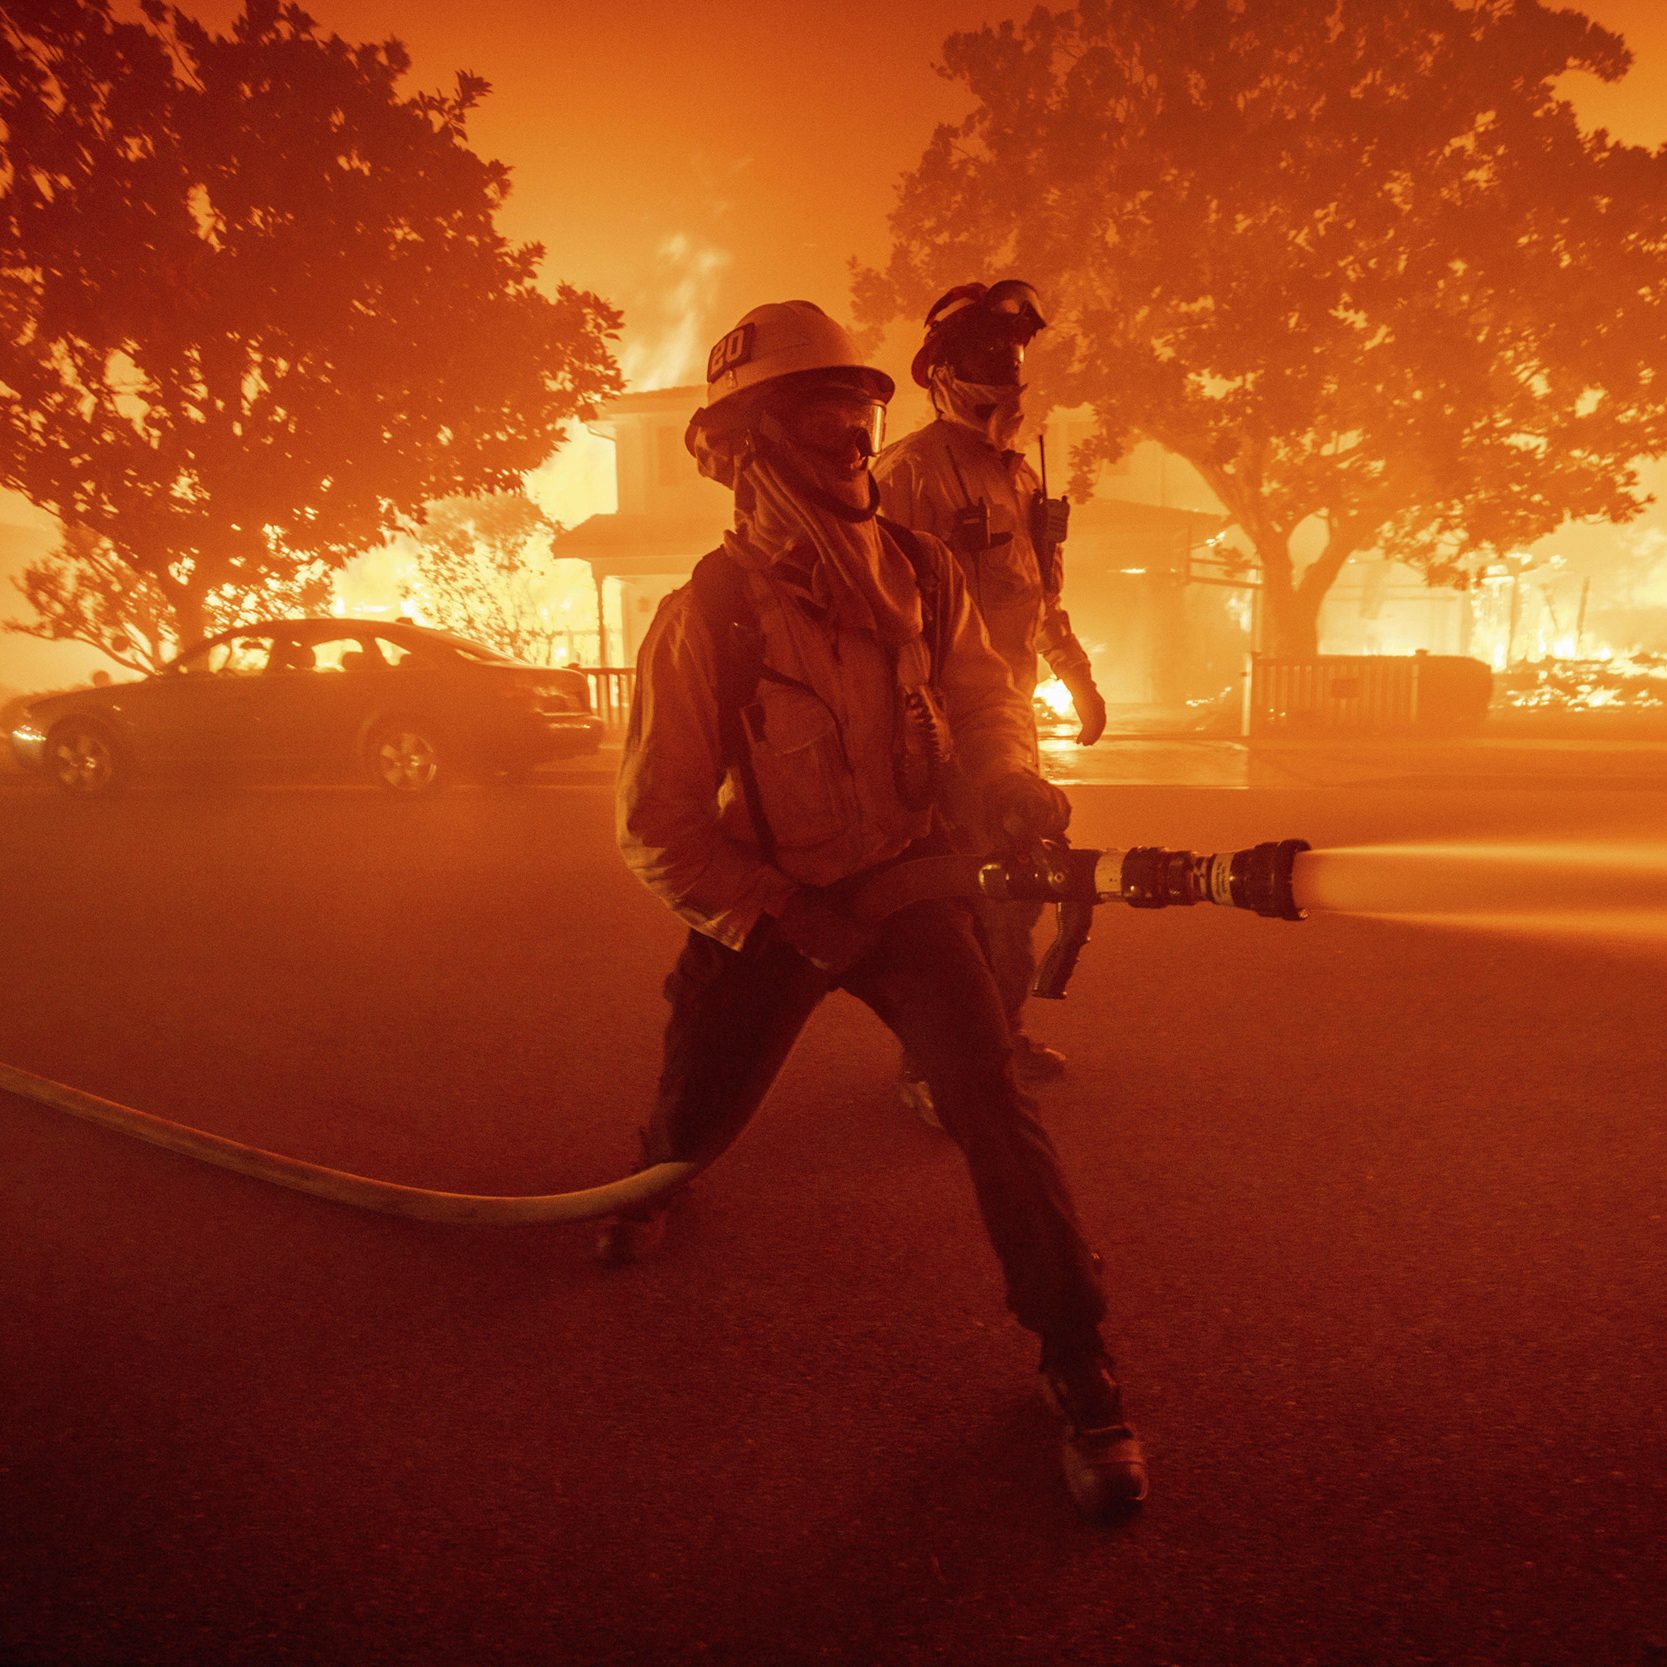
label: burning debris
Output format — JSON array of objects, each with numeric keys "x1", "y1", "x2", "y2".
[{"x1": 1497, "y1": 650, "x2": 1667, "y2": 714}]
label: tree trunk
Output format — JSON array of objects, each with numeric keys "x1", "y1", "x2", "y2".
[
  {"x1": 1254, "y1": 538, "x2": 1323, "y2": 658},
  {"x1": 1289, "y1": 527, "x2": 1360, "y2": 658},
  {"x1": 155, "y1": 570, "x2": 207, "y2": 658},
  {"x1": 1178, "y1": 445, "x2": 1347, "y2": 658},
  {"x1": 1256, "y1": 528, "x2": 1357, "y2": 658},
  {"x1": 1263, "y1": 587, "x2": 1322, "y2": 658}
]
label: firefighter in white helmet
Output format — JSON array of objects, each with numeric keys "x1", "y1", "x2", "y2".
[
  {"x1": 606, "y1": 299, "x2": 1147, "y2": 1516},
  {"x1": 875, "y1": 281, "x2": 1106, "y2": 1107}
]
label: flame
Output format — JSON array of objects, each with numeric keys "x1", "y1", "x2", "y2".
[
  {"x1": 326, "y1": 233, "x2": 733, "y2": 659},
  {"x1": 622, "y1": 234, "x2": 732, "y2": 392},
  {"x1": 1503, "y1": 647, "x2": 1667, "y2": 712},
  {"x1": 523, "y1": 231, "x2": 731, "y2": 538},
  {"x1": 1035, "y1": 676, "x2": 1077, "y2": 720},
  {"x1": 333, "y1": 538, "x2": 420, "y2": 619},
  {"x1": 525, "y1": 424, "x2": 618, "y2": 531}
]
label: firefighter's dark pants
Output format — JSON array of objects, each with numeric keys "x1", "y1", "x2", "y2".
[
  {"x1": 642, "y1": 896, "x2": 1105, "y2": 1346},
  {"x1": 976, "y1": 895, "x2": 1044, "y2": 1034},
  {"x1": 977, "y1": 709, "x2": 1044, "y2": 1034}
]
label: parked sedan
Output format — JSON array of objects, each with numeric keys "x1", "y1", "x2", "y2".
[{"x1": 8, "y1": 619, "x2": 603, "y2": 795}]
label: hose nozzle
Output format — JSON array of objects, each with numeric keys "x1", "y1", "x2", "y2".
[
  {"x1": 975, "y1": 839, "x2": 1310, "y2": 920},
  {"x1": 971, "y1": 837, "x2": 1309, "y2": 1001},
  {"x1": 1104, "y1": 839, "x2": 1310, "y2": 919}
]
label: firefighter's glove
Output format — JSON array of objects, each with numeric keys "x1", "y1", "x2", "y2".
[
  {"x1": 773, "y1": 889, "x2": 874, "y2": 978},
  {"x1": 983, "y1": 769, "x2": 1072, "y2": 848},
  {"x1": 1061, "y1": 662, "x2": 1107, "y2": 746}
]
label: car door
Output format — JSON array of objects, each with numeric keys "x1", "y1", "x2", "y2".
[
  {"x1": 369, "y1": 629, "x2": 456, "y2": 722},
  {"x1": 253, "y1": 630, "x2": 384, "y2": 774},
  {"x1": 140, "y1": 632, "x2": 276, "y2": 767}
]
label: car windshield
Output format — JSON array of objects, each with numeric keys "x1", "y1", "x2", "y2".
[{"x1": 400, "y1": 629, "x2": 521, "y2": 666}]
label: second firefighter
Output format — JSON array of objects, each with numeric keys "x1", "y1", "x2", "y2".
[{"x1": 875, "y1": 279, "x2": 1106, "y2": 1095}]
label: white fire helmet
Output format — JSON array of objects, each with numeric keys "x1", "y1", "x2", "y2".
[{"x1": 699, "y1": 300, "x2": 894, "y2": 420}]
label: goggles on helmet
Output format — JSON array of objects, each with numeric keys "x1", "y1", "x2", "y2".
[
  {"x1": 771, "y1": 388, "x2": 888, "y2": 464},
  {"x1": 912, "y1": 279, "x2": 1048, "y2": 386},
  {"x1": 983, "y1": 279, "x2": 1047, "y2": 333}
]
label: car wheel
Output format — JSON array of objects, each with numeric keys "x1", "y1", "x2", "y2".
[
  {"x1": 47, "y1": 720, "x2": 124, "y2": 796},
  {"x1": 367, "y1": 720, "x2": 445, "y2": 794}
]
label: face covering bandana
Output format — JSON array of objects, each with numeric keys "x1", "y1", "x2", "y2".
[
  {"x1": 929, "y1": 364, "x2": 1026, "y2": 451},
  {"x1": 727, "y1": 450, "x2": 922, "y2": 648}
]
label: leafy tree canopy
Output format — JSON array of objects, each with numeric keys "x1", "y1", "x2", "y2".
[
  {"x1": 8, "y1": 522, "x2": 331, "y2": 674},
  {"x1": 855, "y1": 0, "x2": 1667, "y2": 652},
  {"x1": 1, "y1": 0, "x2": 621, "y2": 654},
  {"x1": 397, "y1": 490, "x2": 595, "y2": 668}
]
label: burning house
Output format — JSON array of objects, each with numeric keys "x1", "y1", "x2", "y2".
[
  {"x1": 547, "y1": 388, "x2": 1667, "y2": 733},
  {"x1": 552, "y1": 391, "x2": 1251, "y2": 724},
  {"x1": 547, "y1": 387, "x2": 730, "y2": 720}
]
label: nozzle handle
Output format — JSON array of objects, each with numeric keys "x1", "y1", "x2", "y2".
[{"x1": 1033, "y1": 900, "x2": 1093, "y2": 1000}]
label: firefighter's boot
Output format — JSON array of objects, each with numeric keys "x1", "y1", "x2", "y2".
[
  {"x1": 1012, "y1": 1032, "x2": 1067, "y2": 1083},
  {"x1": 897, "y1": 1056, "x2": 943, "y2": 1130},
  {"x1": 1039, "y1": 1347, "x2": 1149, "y2": 1516},
  {"x1": 594, "y1": 1204, "x2": 670, "y2": 1267}
]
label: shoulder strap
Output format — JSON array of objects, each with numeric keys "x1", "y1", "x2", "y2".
[
  {"x1": 687, "y1": 548, "x2": 777, "y2": 864},
  {"x1": 937, "y1": 422, "x2": 977, "y2": 509},
  {"x1": 689, "y1": 548, "x2": 762, "y2": 711},
  {"x1": 878, "y1": 516, "x2": 948, "y2": 683}
]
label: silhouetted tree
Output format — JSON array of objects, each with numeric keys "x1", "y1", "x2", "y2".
[
  {"x1": 1, "y1": 0, "x2": 621, "y2": 660},
  {"x1": 855, "y1": 0, "x2": 1667, "y2": 654},
  {"x1": 401, "y1": 491, "x2": 592, "y2": 666},
  {"x1": 8, "y1": 524, "x2": 330, "y2": 674}
]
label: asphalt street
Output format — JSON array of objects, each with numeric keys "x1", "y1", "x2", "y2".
[{"x1": 2, "y1": 759, "x2": 1665, "y2": 1667}]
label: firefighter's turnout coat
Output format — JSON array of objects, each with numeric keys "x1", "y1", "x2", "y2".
[
  {"x1": 874, "y1": 419, "x2": 1092, "y2": 701},
  {"x1": 618, "y1": 523, "x2": 1035, "y2": 950}
]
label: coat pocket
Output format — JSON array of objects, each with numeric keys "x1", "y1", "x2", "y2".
[{"x1": 738, "y1": 684, "x2": 849, "y2": 851}]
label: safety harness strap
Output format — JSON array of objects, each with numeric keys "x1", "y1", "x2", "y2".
[
  {"x1": 689, "y1": 521, "x2": 944, "y2": 864},
  {"x1": 690, "y1": 547, "x2": 778, "y2": 864}
]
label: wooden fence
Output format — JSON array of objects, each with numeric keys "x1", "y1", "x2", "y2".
[{"x1": 582, "y1": 667, "x2": 638, "y2": 729}]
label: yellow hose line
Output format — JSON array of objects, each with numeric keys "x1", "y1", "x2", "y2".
[
  {"x1": 0, "y1": 860, "x2": 984, "y2": 1224},
  {"x1": 0, "y1": 1059, "x2": 697, "y2": 1225}
]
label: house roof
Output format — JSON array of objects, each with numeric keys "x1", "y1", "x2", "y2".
[
  {"x1": 582, "y1": 384, "x2": 702, "y2": 441},
  {"x1": 549, "y1": 496, "x2": 1227, "y2": 584},
  {"x1": 551, "y1": 511, "x2": 725, "y2": 580},
  {"x1": 1070, "y1": 496, "x2": 1229, "y2": 540}
]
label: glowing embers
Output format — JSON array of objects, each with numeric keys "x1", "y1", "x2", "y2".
[{"x1": 1291, "y1": 842, "x2": 1667, "y2": 949}]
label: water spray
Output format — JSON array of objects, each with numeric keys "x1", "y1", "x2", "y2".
[{"x1": 1285, "y1": 841, "x2": 1667, "y2": 945}]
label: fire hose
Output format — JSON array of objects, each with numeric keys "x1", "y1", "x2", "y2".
[{"x1": 0, "y1": 838, "x2": 1309, "y2": 1225}]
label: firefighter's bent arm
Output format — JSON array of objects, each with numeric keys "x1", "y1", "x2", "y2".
[
  {"x1": 617, "y1": 595, "x2": 797, "y2": 950},
  {"x1": 930, "y1": 548, "x2": 1039, "y2": 785},
  {"x1": 1037, "y1": 601, "x2": 1093, "y2": 681}
]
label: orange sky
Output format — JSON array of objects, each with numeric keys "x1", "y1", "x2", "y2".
[
  {"x1": 181, "y1": 0, "x2": 1037, "y2": 391},
  {"x1": 182, "y1": 0, "x2": 1667, "y2": 389},
  {"x1": 7, "y1": 0, "x2": 1667, "y2": 689}
]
